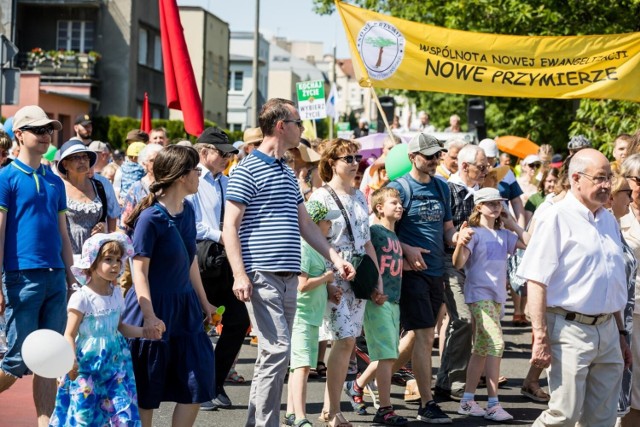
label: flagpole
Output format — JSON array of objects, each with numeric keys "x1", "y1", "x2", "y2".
[
  {"x1": 312, "y1": 120, "x2": 317, "y2": 139},
  {"x1": 369, "y1": 87, "x2": 395, "y2": 142}
]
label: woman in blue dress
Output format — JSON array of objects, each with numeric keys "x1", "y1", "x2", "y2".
[{"x1": 122, "y1": 145, "x2": 216, "y2": 427}]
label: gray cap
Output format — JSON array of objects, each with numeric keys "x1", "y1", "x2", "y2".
[
  {"x1": 473, "y1": 187, "x2": 507, "y2": 205},
  {"x1": 407, "y1": 133, "x2": 445, "y2": 156},
  {"x1": 567, "y1": 135, "x2": 592, "y2": 151}
]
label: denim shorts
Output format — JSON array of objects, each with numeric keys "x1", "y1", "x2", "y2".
[{"x1": 1, "y1": 268, "x2": 67, "y2": 378}]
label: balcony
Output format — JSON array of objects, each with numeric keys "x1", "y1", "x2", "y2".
[{"x1": 21, "y1": 49, "x2": 100, "y2": 79}]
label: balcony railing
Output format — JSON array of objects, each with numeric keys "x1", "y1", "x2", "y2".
[{"x1": 20, "y1": 49, "x2": 100, "y2": 78}]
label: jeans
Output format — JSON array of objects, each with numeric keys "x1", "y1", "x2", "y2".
[{"x1": 1, "y1": 268, "x2": 67, "y2": 377}]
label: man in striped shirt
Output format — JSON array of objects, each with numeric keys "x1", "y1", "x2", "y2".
[{"x1": 223, "y1": 98, "x2": 354, "y2": 427}]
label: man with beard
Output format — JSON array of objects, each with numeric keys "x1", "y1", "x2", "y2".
[
  {"x1": 387, "y1": 133, "x2": 460, "y2": 424},
  {"x1": 72, "y1": 114, "x2": 93, "y2": 145}
]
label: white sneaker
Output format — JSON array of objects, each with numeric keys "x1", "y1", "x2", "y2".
[
  {"x1": 484, "y1": 404, "x2": 513, "y2": 421},
  {"x1": 457, "y1": 400, "x2": 486, "y2": 417}
]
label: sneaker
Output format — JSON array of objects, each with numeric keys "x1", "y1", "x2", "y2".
[
  {"x1": 250, "y1": 336, "x2": 258, "y2": 347},
  {"x1": 344, "y1": 380, "x2": 367, "y2": 415},
  {"x1": 373, "y1": 407, "x2": 409, "y2": 426},
  {"x1": 417, "y1": 402, "x2": 452, "y2": 424},
  {"x1": 365, "y1": 381, "x2": 380, "y2": 409},
  {"x1": 484, "y1": 404, "x2": 514, "y2": 422},
  {"x1": 199, "y1": 400, "x2": 217, "y2": 411},
  {"x1": 210, "y1": 392, "x2": 232, "y2": 409},
  {"x1": 458, "y1": 400, "x2": 486, "y2": 417}
]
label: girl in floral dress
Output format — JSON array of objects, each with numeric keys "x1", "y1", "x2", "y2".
[{"x1": 50, "y1": 232, "x2": 143, "y2": 426}]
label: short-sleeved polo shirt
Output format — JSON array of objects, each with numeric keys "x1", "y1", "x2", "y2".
[
  {"x1": 226, "y1": 150, "x2": 304, "y2": 273},
  {"x1": 0, "y1": 159, "x2": 67, "y2": 271}
]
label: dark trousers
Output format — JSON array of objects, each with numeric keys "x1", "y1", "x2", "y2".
[{"x1": 202, "y1": 260, "x2": 250, "y2": 395}]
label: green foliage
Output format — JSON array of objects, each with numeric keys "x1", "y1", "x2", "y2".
[
  {"x1": 570, "y1": 99, "x2": 640, "y2": 158},
  {"x1": 315, "y1": 0, "x2": 640, "y2": 154},
  {"x1": 91, "y1": 116, "x2": 226, "y2": 150}
]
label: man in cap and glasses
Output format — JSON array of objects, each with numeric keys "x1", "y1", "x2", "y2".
[
  {"x1": 0, "y1": 106, "x2": 77, "y2": 426},
  {"x1": 72, "y1": 113, "x2": 93, "y2": 146},
  {"x1": 187, "y1": 128, "x2": 250, "y2": 412}
]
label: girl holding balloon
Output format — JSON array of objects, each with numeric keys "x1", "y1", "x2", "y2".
[{"x1": 50, "y1": 232, "x2": 143, "y2": 426}]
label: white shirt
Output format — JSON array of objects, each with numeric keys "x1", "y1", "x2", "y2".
[
  {"x1": 185, "y1": 163, "x2": 227, "y2": 242},
  {"x1": 517, "y1": 191, "x2": 626, "y2": 315}
]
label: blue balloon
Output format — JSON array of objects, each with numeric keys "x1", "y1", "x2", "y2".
[{"x1": 3, "y1": 117, "x2": 14, "y2": 139}]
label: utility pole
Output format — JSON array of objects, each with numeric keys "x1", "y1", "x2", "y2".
[
  {"x1": 251, "y1": 0, "x2": 260, "y2": 127},
  {"x1": 329, "y1": 44, "x2": 336, "y2": 139}
]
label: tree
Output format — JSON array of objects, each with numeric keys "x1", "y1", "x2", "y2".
[
  {"x1": 365, "y1": 37, "x2": 396, "y2": 68},
  {"x1": 315, "y1": 0, "x2": 640, "y2": 154}
]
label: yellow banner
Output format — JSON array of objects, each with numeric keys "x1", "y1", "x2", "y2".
[{"x1": 336, "y1": 1, "x2": 640, "y2": 101}]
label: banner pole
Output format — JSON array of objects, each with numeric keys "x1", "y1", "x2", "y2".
[{"x1": 369, "y1": 86, "x2": 395, "y2": 142}]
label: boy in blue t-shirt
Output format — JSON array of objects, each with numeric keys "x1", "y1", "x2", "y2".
[
  {"x1": 284, "y1": 200, "x2": 342, "y2": 427},
  {"x1": 344, "y1": 187, "x2": 408, "y2": 426}
]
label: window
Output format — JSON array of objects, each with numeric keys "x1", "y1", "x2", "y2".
[
  {"x1": 218, "y1": 57, "x2": 224, "y2": 86},
  {"x1": 57, "y1": 21, "x2": 94, "y2": 52},
  {"x1": 233, "y1": 71, "x2": 243, "y2": 91},
  {"x1": 138, "y1": 28, "x2": 148, "y2": 65},
  {"x1": 153, "y1": 35, "x2": 162, "y2": 71}
]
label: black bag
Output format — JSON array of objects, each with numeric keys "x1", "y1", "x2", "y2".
[
  {"x1": 323, "y1": 185, "x2": 379, "y2": 300},
  {"x1": 196, "y1": 239, "x2": 227, "y2": 279}
]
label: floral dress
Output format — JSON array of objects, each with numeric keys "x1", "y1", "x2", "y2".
[
  {"x1": 50, "y1": 285, "x2": 140, "y2": 427},
  {"x1": 309, "y1": 187, "x2": 370, "y2": 340}
]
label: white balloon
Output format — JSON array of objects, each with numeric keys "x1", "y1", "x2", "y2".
[{"x1": 21, "y1": 329, "x2": 74, "y2": 379}]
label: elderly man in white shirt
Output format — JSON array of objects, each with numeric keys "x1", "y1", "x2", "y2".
[{"x1": 517, "y1": 148, "x2": 631, "y2": 427}]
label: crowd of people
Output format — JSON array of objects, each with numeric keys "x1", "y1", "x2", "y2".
[{"x1": 0, "y1": 101, "x2": 639, "y2": 427}]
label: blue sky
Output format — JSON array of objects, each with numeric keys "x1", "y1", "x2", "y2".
[{"x1": 177, "y1": 0, "x2": 351, "y2": 58}]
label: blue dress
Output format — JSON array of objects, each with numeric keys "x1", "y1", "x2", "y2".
[
  {"x1": 50, "y1": 285, "x2": 140, "y2": 426},
  {"x1": 122, "y1": 201, "x2": 215, "y2": 409}
]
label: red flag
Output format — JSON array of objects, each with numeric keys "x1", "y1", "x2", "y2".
[
  {"x1": 159, "y1": 0, "x2": 204, "y2": 136},
  {"x1": 141, "y1": 92, "x2": 152, "y2": 133}
]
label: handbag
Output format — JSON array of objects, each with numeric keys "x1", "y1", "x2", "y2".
[{"x1": 323, "y1": 185, "x2": 379, "y2": 300}]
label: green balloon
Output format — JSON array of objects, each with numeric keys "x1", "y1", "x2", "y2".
[
  {"x1": 385, "y1": 143, "x2": 412, "y2": 181},
  {"x1": 43, "y1": 145, "x2": 58, "y2": 162}
]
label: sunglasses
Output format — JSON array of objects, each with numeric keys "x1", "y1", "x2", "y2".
[
  {"x1": 20, "y1": 125, "x2": 54, "y2": 136},
  {"x1": 470, "y1": 162, "x2": 489, "y2": 172},
  {"x1": 283, "y1": 119, "x2": 303, "y2": 129},
  {"x1": 529, "y1": 162, "x2": 542, "y2": 168},
  {"x1": 337, "y1": 154, "x2": 363, "y2": 164},
  {"x1": 417, "y1": 152, "x2": 441, "y2": 161}
]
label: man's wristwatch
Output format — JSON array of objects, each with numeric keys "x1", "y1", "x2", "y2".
[{"x1": 619, "y1": 329, "x2": 629, "y2": 337}]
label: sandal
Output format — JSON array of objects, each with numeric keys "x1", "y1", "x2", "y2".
[
  {"x1": 478, "y1": 375, "x2": 508, "y2": 388},
  {"x1": 344, "y1": 380, "x2": 367, "y2": 415},
  {"x1": 318, "y1": 409, "x2": 330, "y2": 423},
  {"x1": 225, "y1": 368, "x2": 245, "y2": 383},
  {"x1": 293, "y1": 418, "x2": 313, "y2": 427},
  {"x1": 328, "y1": 412, "x2": 352, "y2": 427},
  {"x1": 521, "y1": 385, "x2": 550, "y2": 402},
  {"x1": 282, "y1": 413, "x2": 295, "y2": 426}
]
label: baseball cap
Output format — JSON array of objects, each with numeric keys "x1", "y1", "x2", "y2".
[
  {"x1": 407, "y1": 133, "x2": 444, "y2": 156},
  {"x1": 88, "y1": 141, "x2": 110, "y2": 152},
  {"x1": 12, "y1": 106, "x2": 62, "y2": 131},
  {"x1": 567, "y1": 135, "x2": 592, "y2": 151},
  {"x1": 126, "y1": 129, "x2": 149, "y2": 143},
  {"x1": 74, "y1": 114, "x2": 92, "y2": 126},
  {"x1": 243, "y1": 127, "x2": 263, "y2": 145},
  {"x1": 57, "y1": 140, "x2": 97, "y2": 175},
  {"x1": 473, "y1": 187, "x2": 506, "y2": 205},
  {"x1": 126, "y1": 141, "x2": 146, "y2": 157},
  {"x1": 523, "y1": 154, "x2": 541, "y2": 165},
  {"x1": 478, "y1": 138, "x2": 498, "y2": 158},
  {"x1": 305, "y1": 200, "x2": 340, "y2": 223},
  {"x1": 197, "y1": 127, "x2": 238, "y2": 154}
]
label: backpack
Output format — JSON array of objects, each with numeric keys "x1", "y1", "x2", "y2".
[{"x1": 395, "y1": 175, "x2": 448, "y2": 215}]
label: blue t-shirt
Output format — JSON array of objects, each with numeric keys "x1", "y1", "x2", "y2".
[
  {"x1": 388, "y1": 174, "x2": 452, "y2": 277},
  {"x1": 226, "y1": 150, "x2": 304, "y2": 273},
  {"x1": 0, "y1": 159, "x2": 67, "y2": 271},
  {"x1": 132, "y1": 201, "x2": 196, "y2": 295}
]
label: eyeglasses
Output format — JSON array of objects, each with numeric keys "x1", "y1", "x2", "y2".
[
  {"x1": 66, "y1": 153, "x2": 90, "y2": 162},
  {"x1": 337, "y1": 154, "x2": 363, "y2": 164},
  {"x1": 578, "y1": 172, "x2": 613, "y2": 185},
  {"x1": 213, "y1": 148, "x2": 234, "y2": 159},
  {"x1": 20, "y1": 125, "x2": 54, "y2": 136},
  {"x1": 626, "y1": 176, "x2": 640, "y2": 185},
  {"x1": 469, "y1": 162, "x2": 489, "y2": 172},
  {"x1": 283, "y1": 119, "x2": 304, "y2": 129}
]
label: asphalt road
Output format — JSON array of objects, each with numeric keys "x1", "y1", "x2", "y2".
[{"x1": 155, "y1": 302, "x2": 547, "y2": 426}]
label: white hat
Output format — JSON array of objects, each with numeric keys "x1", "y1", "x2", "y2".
[
  {"x1": 478, "y1": 138, "x2": 498, "y2": 158},
  {"x1": 523, "y1": 154, "x2": 541, "y2": 165},
  {"x1": 473, "y1": 187, "x2": 507, "y2": 205}
]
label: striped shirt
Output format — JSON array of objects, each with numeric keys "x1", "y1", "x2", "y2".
[{"x1": 226, "y1": 150, "x2": 303, "y2": 273}]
